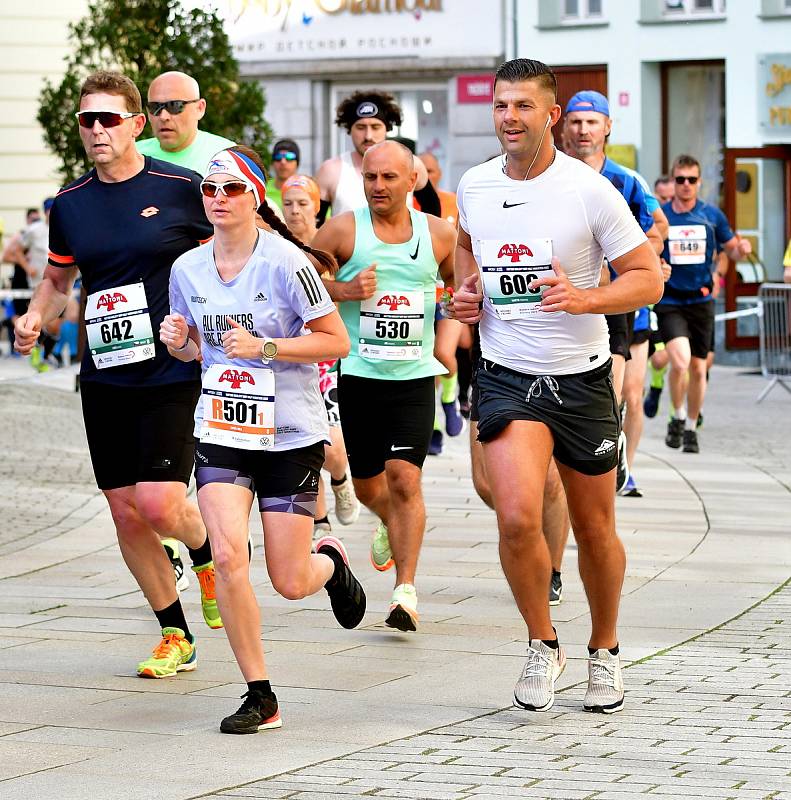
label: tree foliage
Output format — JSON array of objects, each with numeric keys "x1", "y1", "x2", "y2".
[{"x1": 38, "y1": 0, "x2": 273, "y2": 185}]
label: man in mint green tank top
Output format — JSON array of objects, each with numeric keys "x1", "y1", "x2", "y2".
[{"x1": 313, "y1": 141, "x2": 456, "y2": 633}]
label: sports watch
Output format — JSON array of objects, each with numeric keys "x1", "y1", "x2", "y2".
[{"x1": 260, "y1": 337, "x2": 278, "y2": 364}]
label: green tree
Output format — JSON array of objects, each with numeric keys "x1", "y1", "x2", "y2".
[{"x1": 38, "y1": 0, "x2": 273, "y2": 185}]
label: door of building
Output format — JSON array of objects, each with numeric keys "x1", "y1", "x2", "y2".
[
  {"x1": 723, "y1": 146, "x2": 791, "y2": 349},
  {"x1": 550, "y1": 64, "x2": 607, "y2": 150}
]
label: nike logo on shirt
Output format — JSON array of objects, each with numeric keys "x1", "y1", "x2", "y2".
[
  {"x1": 390, "y1": 445, "x2": 413, "y2": 451},
  {"x1": 409, "y1": 241, "x2": 420, "y2": 260},
  {"x1": 502, "y1": 201, "x2": 528, "y2": 209}
]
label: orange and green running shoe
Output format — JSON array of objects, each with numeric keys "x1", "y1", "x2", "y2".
[
  {"x1": 137, "y1": 627, "x2": 196, "y2": 678},
  {"x1": 193, "y1": 562, "x2": 223, "y2": 629}
]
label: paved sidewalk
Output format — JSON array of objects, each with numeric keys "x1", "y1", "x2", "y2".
[{"x1": 0, "y1": 361, "x2": 788, "y2": 799}]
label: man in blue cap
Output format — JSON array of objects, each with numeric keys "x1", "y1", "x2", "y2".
[{"x1": 564, "y1": 89, "x2": 665, "y2": 482}]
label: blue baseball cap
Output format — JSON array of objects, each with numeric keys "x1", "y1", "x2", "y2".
[{"x1": 565, "y1": 90, "x2": 610, "y2": 117}]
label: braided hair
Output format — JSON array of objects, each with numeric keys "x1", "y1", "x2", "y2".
[{"x1": 230, "y1": 145, "x2": 338, "y2": 276}]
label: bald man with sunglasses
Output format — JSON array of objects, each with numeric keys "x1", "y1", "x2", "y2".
[{"x1": 137, "y1": 70, "x2": 234, "y2": 174}]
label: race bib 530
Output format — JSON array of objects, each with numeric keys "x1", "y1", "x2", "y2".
[{"x1": 359, "y1": 290, "x2": 424, "y2": 361}]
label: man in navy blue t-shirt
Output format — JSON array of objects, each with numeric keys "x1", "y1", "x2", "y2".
[
  {"x1": 656, "y1": 153, "x2": 750, "y2": 454},
  {"x1": 14, "y1": 71, "x2": 221, "y2": 680}
]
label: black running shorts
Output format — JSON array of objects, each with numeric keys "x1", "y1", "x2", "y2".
[
  {"x1": 194, "y1": 440, "x2": 325, "y2": 511},
  {"x1": 80, "y1": 380, "x2": 200, "y2": 490},
  {"x1": 338, "y1": 374, "x2": 435, "y2": 479},
  {"x1": 654, "y1": 301, "x2": 714, "y2": 360},
  {"x1": 605, "y1": 312, "x2": 635, "y2": 361},
  {"x1": 476, "y1": 359, "x2": 620, "y2": 476},
  {"x1": 631, "y1": 329, "x2": 650, "y2": 347}
]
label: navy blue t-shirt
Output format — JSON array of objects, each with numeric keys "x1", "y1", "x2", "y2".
[
  {"x1": 660, "y1": 200, "x2": 734, "y2": 305},
  {"x1": 48, "y1": 157, "x2": 213, "y2": 385},
  {"x1": 601, "y1": 158, "x2": 654, "y2": 234}
]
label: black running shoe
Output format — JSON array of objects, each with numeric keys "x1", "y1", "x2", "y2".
[
  {"x1": 220, "y1": 689, "x2": 282, "y2": 734},
  {"x1": 665, "y1": 418, "x2": 684, "y2": 449},
  {"x1": 643, "y1": 385, "x2": 662, "y2": 418},
  {"x1": 682, "y1": 429, "x2": 699, "y2": 453},
  {"x1": 549, "y1": 570, "x2": 563, "y2": 606},
  {"x1": 316, "y1": 536, "x2": 366, "y2": 629}
]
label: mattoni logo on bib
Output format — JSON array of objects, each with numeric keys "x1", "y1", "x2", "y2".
[
  {"x1": 219, "y1": 369, "x2": 256, "y2": 390},
  {"x1": 376, "y1": 294, "x2": 412, "y2": 312},
  {"x1": 96, "y1": 292, "x2": 127, "y2": 312},
  {"x1": 677, "y1": 228, "x2": 699, "y2": 238},
  {"x1": 497, "y1": 243, "x2": 534, "y2": 263}
]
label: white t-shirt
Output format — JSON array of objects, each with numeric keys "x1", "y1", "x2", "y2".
[
  {"x1": 20, "y1": 219, "x2": 49, "y2": 288},
  {"x1": 169, "y1": 231, "x2": 335, "y2": 451},
  {"x1": 457, "y1": 150, "x2": 647, "y2": 375}
]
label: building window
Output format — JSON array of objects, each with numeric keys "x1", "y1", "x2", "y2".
[
  {"x1": 563, "y1": 0, "x2": 604, "y2": 20},
  {"x1": 663, "y1": 0, "x2": 726, "y2": 15}
]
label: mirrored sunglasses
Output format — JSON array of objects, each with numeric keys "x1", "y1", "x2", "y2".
[
  {"x1": 200, "y1": 180, "x2": 253, "y2": 198},
  {"x1": 75, "y1": 110, "x2": 142, "y2": 128},
  {"x1": 146, "y1": 99, "x2": 200, "y2": 116},
  {"x1": 272, "y1": 151, "x2": 298, "y2": 162}
]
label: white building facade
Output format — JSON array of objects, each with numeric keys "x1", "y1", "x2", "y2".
[{"x1": 517, "y1": 0, "x2": 791, "y2": 350}]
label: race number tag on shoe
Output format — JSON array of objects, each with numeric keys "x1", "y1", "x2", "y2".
[
  {"x1": 200, "y1": 364, "x2": 275, "y2": 450},
  {"x1": 668, "y1": 225, "x2": 706, "y2": 265},
  {"x1": 359, "y1": 290, "x2": 423, "y2": 361},
  {"x1": 85, "y1": 282, "x2": 155, "y2": 369},
  {"x1": 480, "y1": 239, "x2": 553, "y2": 319}
]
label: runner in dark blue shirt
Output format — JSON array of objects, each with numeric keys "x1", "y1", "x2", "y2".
[
  {"x1": 655, "y1": 154, "x2": 750, "y2": 454},
  {"x1": 14, "y1": 70, "x2": 222, "y2": 681},
  {"x1": 48, "y1": 155, "x2": 211, "y2": 385}
]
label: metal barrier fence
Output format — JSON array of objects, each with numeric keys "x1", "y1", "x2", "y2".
[{"x1": 758, "y1": 283, "x2": 791, "y2": 403}]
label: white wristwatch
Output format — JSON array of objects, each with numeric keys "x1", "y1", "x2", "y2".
[{"x1": 260, "y1": 337, "x2": 278, "y2": 364}]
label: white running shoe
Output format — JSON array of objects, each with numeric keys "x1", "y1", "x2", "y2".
[
  {"x1": 385, "y1": 583, "x2": 418, "y2": 632},
  {"x1": 584, "y1": 648, "x2": 624, "y2": 713},
  {"x1": 514, "y1": 640, "x2": 566, "y2": 712},
  {"x1": 332, "y1": 477, "x2": 361, "y2": 526}
]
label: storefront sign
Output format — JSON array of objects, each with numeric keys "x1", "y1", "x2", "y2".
[
  {"x1": 207, "y1": 0, "x2": 502, "y2": 61},
  {"x1": 759, "y1": 54, "x2": 791, "y2": 137},
  {"x1": 457, "y1": 75, "x2": 494, "y2": 104}
]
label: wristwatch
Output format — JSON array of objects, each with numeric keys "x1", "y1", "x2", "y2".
[{"x1": 260, "y1": 337, "x2": 278, "y2": 364}]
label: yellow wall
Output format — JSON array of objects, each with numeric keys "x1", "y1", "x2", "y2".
[{"x1": 0, "y1": 1, "x2": 87, "y2": 240}]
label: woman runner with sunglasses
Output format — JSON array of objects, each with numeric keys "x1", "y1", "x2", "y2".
[{"x1": 162, "y1": 145, "x2": 366, "y2": 734}]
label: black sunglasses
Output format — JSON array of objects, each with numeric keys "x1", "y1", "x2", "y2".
[
  {"x1": 75, "y1": 110, "x2": 142, "y2": 128},
  {"x1": 674, "y1": 175, "x2": 699, "y2": 185},
  {"x1": 146, "y1": 99, "x2": 200, "y2": 116}
]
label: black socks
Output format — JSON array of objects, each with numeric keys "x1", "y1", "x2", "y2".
[
  {"x1": 154, "y1": 598, "x2": 192, "y2": 643},
  {"x1": 330, "y1": 473, "x2": 347, "y2": 487},
  {"x1": 247, "y1": 679, "x2": 274, "y2": 698},
  {"x1": 588, "y1": 644, "x2": 620, "y2": 656},
  {"x1": 187, "y1": 535, "x2": 213, "y2": 568}
]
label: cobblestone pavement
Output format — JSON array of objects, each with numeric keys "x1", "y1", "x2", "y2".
[
  {"x1": 0, "y1": 381, "x2": 97, "y2": 557},
  {"x1": 204, "y1": 581, "x2": 791, "y2": 800}
]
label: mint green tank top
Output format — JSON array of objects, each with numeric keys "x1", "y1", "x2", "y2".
[{"x1": 337, "y1": 207, "x2": 445, "y2": 380}]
